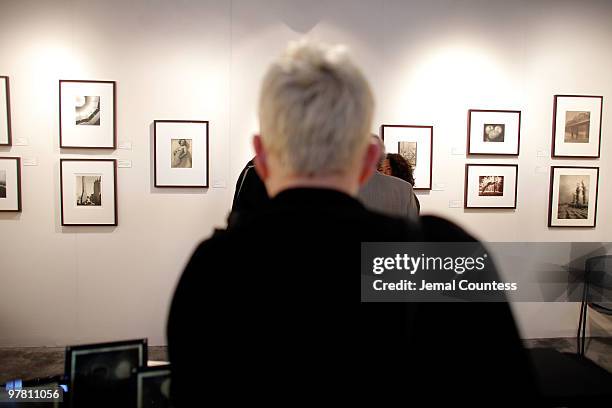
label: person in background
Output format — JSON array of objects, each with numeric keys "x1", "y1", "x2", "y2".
[
  {"x1": 168, "y1": 39, "x2": 535, "y2": 406},
  {"x1": 357, "y1": 136, "x2": 419, "y2": 220},
  {"x1": 381, "y1": 152, "x2": 420, "y2": 213},
  {"x1": 229, "y1": 158, "x2": 269, "y2": 227}
]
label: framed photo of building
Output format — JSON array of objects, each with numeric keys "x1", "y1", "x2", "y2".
[
  {"x1": 0, "y1": 157, "x2": 21, "y2": 212},
  {"x1": 59, "y1": 80, "x2": 116, "y2": 149},
  {"x1": 0, "y1": 76, "x2": 11, "y2": 146},
  {"x1": 467, "y1": 109, "x2": 521, "y2": 155},
  {"x1": 464, "y1": 164, "x2": 518, "y2": 209},
  {"x1": 154, "y1": 120, "x2": 209, "y2": 188},
  {"x1": 552, "y1": 95, "x2": 603, "y2": 158},
  {"x1": 548, "y1": 166, "x2": 599, "y2": 227},
  {"x1": 380, "y1": 124, "x2": 433, "y2": 190},
  {"x1": 60, "y1": 159, "x2": 117, "y2": 226},
  {"x1": 65, "y1": 339, "x2": 147, "y2": 408}
]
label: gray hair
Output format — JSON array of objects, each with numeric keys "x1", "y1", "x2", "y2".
[{"x1": 258, "y1": 39, "x2": 375, "y2": 176}]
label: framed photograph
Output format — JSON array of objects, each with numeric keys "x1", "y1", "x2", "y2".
[
  {"x1": 548, "y1": 166, "x2": 599, "y2": 227},
  {"x1": 467, "y1": 109, "x2": 521, "y2": 155},
  {"x1": 134, "y1": 365, "x2": 171, "y2": 408},
  {"x1": 59, "y1": 80, "x2": 116, "y2": 149},
  {"x1": 464, "y1": 164, "x2": 518, "y2": 209},
  {"x1": 0, "y1": 157, "x2": 21, "y2": 212},
  {"x1": 0, "y1": 76, "x2": 11, "y2": 146},
  {"x1": 154, "y1": 120, "x2": 209, "y2": 188},
  {"x1": 65, "y1": 339, "x2": 147, "y2": 408},
  {"x1": 380, "y1": 124, "x2": 433, "y2": 190},
  {"x1": 60, "y1": 159, "x2": 117, "y2": 226},
  {"x1": 552, "y1": 95, "x2": 603, "y2": 158}
]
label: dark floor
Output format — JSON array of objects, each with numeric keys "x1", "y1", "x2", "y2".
[{"x1": 0, "y1": 338, "x2": 610, "y2": 385}]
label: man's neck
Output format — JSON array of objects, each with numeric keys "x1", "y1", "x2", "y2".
[{"x1": 266, "y1": 175, "x2": 359, "y2": 198}]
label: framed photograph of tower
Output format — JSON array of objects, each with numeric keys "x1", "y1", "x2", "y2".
[
  {"x1": 0, "y1": 157, "x2": 21, "y2": 212},
  {"x1": 154, "y1": 120, "x2": 209, "y2": 188},
  {"x1": 60, "y1": 159, "x2": 117, "y2": 226},
  {"x1": 548, "y1": 166, "x2": 599, "y2": 228},
  {"x1": 380, "y1": 124, "x2": 433, "y2": 190},
  {"x1": 464, "y1": 164, "x2": 518, "y2": 209},
  {"x1": 59, "y1": 80, "x2": 116, "y2": 149},
  {"x1": 467, "y1": 109, "x2": 521, "y2": 155},
  {"x1": 0, "y1": 76, "x2": 11, "y2": 146},
  {"x1": 552, "y1": 95, "x2": 603, "y2": 158}
]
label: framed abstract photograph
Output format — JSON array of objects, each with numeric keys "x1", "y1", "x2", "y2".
[
  {"x1": 464, "y1": 164, "x2": 518, "y2": 209},
  {"x1": 59, "y1": 80, "x2": 116, "y2": 149},
  {"x1": 552, "y1": 95, "x2": 603, "y2": 158},
  {"x1": 154, "y1": 120, "x2": 209, "y2": 188},
  {"x1": 380, "y1": 124, "x2": 433, "y2": 190},
  {"x1": 0, "y1": 157, "x2": 21, "y2": 212},
  {"x1": 65, "y1": 339, "x2": 147, "y2": 408},
  {"x1": 134, "y1": 365, "x2": 171, "y2": 408},
  {"x1": 60, "y1": 159, "x2": 117, "y2": 226},
  {"x1": 467, "y1": 109, "x2": 521, "y2": 155},
  {"x1": 0, "y1": 76, "x2": 11, "y2": 146},
  {"x1": 548, "y1": 166, "x2": 599, "y2": 227}
]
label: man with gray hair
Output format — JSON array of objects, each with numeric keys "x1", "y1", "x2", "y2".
[
  {"x1": 358, "y1": 135, "x2": 419, "y2": 220},
  {"x1": 168, "y1": 40, "x2": 534, "y2": 406}
]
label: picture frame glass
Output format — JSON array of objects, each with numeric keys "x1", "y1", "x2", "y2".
[
  {"x1": 0, "y1": 77, "x2": 9, "y2": 145},
  {"x1": 553, "y1": 96, "x2": 602, "y2": 157},
  {"x1": 61, "y1": 160, "x2": 116, "y2": 225},
  {"x1": 549, "y1": 167, "x2": 599, "y2": 227},
  {"x1": 468, "y1": 110, "x2": 520, "y2": 155},
  {"x1": 465, "y1": 165, "x2": 517, "y2": 208},
  {"x1": 60, "y1": 81, "x2": 115, "y2": 148},
  {"x1": 382, "y1": 126, "x2": 432, "y2": 190},
  {"x1": 0, "y1": 157, "x2": 20, "y2": 211},
  {"x1": 154, "y1": 121, "x2": 208, "y2": 187}
]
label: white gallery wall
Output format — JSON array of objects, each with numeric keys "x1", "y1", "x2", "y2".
[{"x1": 0, "y1": 0, "x2": 611, "y2": 346}]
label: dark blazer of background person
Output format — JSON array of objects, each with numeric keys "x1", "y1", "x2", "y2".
[
  {"x1": 229, "y1": 158, "x2": 269, "y2": 227},
  {"x1": 167, "y1": 188, "x2": 536, "y2": 406},
  {"x1": 357, "y1": 171, "x2": 419, "y2": 220}
]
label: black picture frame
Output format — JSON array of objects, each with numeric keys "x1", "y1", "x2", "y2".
[
  {"x1": 551, "y1": 95, "x2": 603, "y2": 158},
  {"x1": 464, "y1": 163, "x2": 518, "y2": 209},
  {"x1": 0, "y1": 156, "x2": 21, "y2": 212},
  {"x1": 467, "y1": 109, "x2": 521, "y2": 156},
  {"x1": 0, "y1": 76, "x2": 11, "y2": 146},
  {"x1": 548, "y1": 166, "x2": 600, "y2": 228}
]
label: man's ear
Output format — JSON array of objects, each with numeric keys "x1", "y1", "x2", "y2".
[
  {"x1": 252, "y1": 134, "x2": 269, "y2": 181},
  {"x1": 358, "y1": 140, "x2": 380, "y2": 186}
]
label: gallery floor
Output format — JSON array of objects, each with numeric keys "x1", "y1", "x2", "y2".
[{"x1": 0, "y1": 338, "x2": 610, "y2": 385}]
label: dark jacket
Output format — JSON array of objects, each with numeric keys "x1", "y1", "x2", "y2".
[
  {"x1": 168, "y1": 188, "x2": 535, "y2": 406},
  {"x1": 229, "y1": 159, "x2": 269, "y2": 227}
]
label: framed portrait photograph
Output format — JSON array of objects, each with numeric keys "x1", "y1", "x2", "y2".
[
  {"x1": 59, "y1": 80, "x2": 116, "y2": 149},
  {"x1": 154, "y1": 120, "x2": 209, "y2": 188},
  {"x1": 380, "y1": 124, "x2": 433, "y2": 190},
  {"x1": 0, "y1": 76, "x2": 11, "y2": 146},
  {"x1": 548, "y1": 166, "x2": 599, "y2": 228},
  {"x1": 464, "y1": 164, "x2": 518, "y2": 209},
  {"x1": 60, "y1": 159, "x2": 117, "y2": 226},
  {"x1": 65, "y1": 339, "x2": 147, "y2": 408},
  {"x1": 0, "y1": 157, "x2": 21, "y2": 212},
  {"x1": 134, "y1": 365, "x2": 171, "y2": 408},
  {"x1": 467, "y1": 109, "x2": 521, "y2": 155},
  {"x1": 552, "y1": 95, "x2": 603, "y2": 158}
]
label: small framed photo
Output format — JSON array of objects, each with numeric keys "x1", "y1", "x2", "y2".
[
  {"x1": 464, "y1": 164, "x2": 518, "y2": 209},
  {"x1": 548, "y1": 166, "x2": 599, "y2": 228},
  {"x1": 381, "y1": 124, "x2": 433, "y2": 190},
  {"x1": 0, "y1": 157, "x2": 21, "y2": 212},
  {"x1": 0, "y1": 76, "x2": 11, "y2": 146},
  {"x1": 134, "y1": 365, "x2": 171, "y2": 408},
  {"x1": 60, "y1": 159, "x2": 117, "y2": 226},
  {"x1": 65, "y1": 339, "x2": 147, "y2": 408},
  {"x1": 154, "y1": 120, "x2": 209, "y2": 188},
  {"x1": 467, "y1": 109, "x2": 521, "y2": 155},
  {"x1": 552, "y1": 95, "x2": 603, "y2": 158},
  {"x1": 59, "y1": 80, "x2": 116, "y2": 149}
]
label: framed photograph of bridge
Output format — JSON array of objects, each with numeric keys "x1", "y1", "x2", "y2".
[
  {"x1": 464, "y1": 164, "x2": 518, "y2": 209},
  {"x1": 380, "y1": 124, "x2": 433, "y2": 190},
  {"x1": 552, "y1": 95, "x2": 603, "y2": 158},
  {"x1": 59, "y1": 80, "x2": 116, "y2": 149},
  {"x1": 548, "y1": 166, "x2": 599, "y2": 228},
  {"x1": 60, "y1": 159, "x2": 117, "y2": 226}
]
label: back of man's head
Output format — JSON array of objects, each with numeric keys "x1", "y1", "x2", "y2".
[{"x1": 258, "y1": 40, "x2": 375, "y2": 178}]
